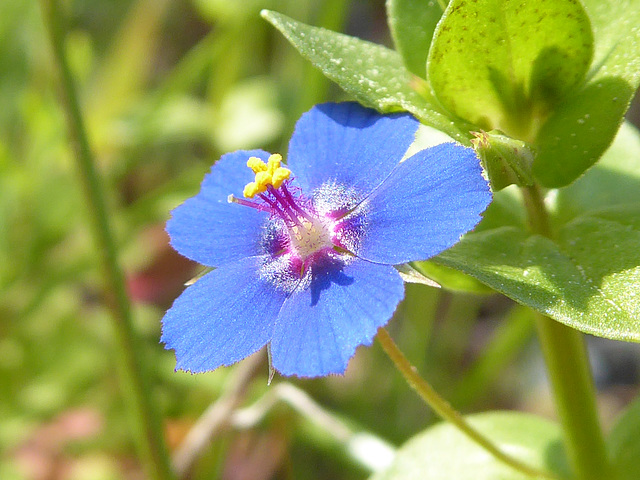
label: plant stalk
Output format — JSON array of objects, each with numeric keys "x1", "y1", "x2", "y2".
[
  {"x1": 522, "y1": 185, "x2": 611, "y2": 480},
  {"x1": 40, "y1": 1, "x2": 175, "y2": 479},
  {"x1": 377, "y1": 328, "x2": 558, "y2": 479}
]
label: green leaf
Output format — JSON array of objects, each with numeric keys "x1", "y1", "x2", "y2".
[
  {"x1": 533, "y1": 0, "x2": 640, "y2": 187},
  {"x1": 609, "y1": 397, "x2": 640, "y2": 480},
  {"x1": 582, "y1": 0, "x2": 640, "y2": 83},
  {"x1": 370, "y1": 412, "x2": 568, "y2": 480},
  {"x1": 427, "y1": 0, "x2": 593, "y2": 140},
  {"x1": 386, "y1": 0, "x2": 444, "y2": 78},
  {"x1": 533, "y1": 78, "x2": 634, "y2": 188},
  {"x1": 433, "y1": 125, "x2": 640, "y2": 335},
  {"x1": 396, "y1": 263, "x2": 442, "y2": 289},
  {"x1": 435, "y1": 205, "x2": 640, "y2": 342},
  {"x1": 413, "y1": 261, "x2": 494, "y2": 294},
  {"x1": 261, "y1": 9, "x2": 471, "y2": 142},
  {"x1": 555, "y1": 122, "x2": 640, "y2": 225}
]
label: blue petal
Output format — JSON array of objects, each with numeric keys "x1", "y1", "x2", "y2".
[
  {"x1": 161, "y1": 255, "x2": 286, "y2": 373},
  {"x1": 270, "y1": 257, "x2": 404, "y2": 377},
  {"x1": 351, "y1": 143, "x2": 492, "y2": 264},
  {"x1": 287, "y1": 102, "x2": 419, "y2": 196},
  {"x1": 167, "y1": 150, "x2": 271, "y2": 267}
]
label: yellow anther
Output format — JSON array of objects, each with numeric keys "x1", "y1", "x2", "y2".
[
  {"x1": 243, "y1": 181, "x2": 266, "y2": 198},
  {"x1": 243, "y1": 182, "x2": 257, "y2": 198},
  {"x1": 242, "y1": 153, "x2": 292, "y2": 198},
  {"x1": 271, "y1": 167, "x2": 291, "y2": 188},
  {"x1": 254, "y1": 171, "x2": 271, "y2": 187},
  {"x1": 247, "y1": 157, "x2": 268, "y2": 174},
  {"x1": 267, "y1": 154, "x2": 282, "y2": 173}
]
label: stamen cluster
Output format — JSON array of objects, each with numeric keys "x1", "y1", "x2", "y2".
[
  {"x1": 243, "y1": 154, "x2": 291, "y2": 198},
  {"x1": 230, "y1": 155, "x2": 338, "y2": 265}
]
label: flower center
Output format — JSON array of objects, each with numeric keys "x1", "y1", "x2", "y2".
[
  {"x1": 228, "y1": 154, "x2": 336, "y2": 262},
  {"x1": 290, "y1": 218, "x2": 333, "y2": 259}
]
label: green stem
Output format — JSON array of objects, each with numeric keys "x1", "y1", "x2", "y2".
[
  {"x1": 521, "y1": 184, "x2": 553, "y2": 238},
  {"x1": 534, "y1": 314, "x2": 611, "y2": 480},
  {"x1": 40, "y1": 2, "x2": 175, "y2": 479},
  {"x1": 522, "y1": 185, "x2": 611, "y2": 480},
  {"x1": 377, "y1": 328, "x2": 558, "y2": 479}
]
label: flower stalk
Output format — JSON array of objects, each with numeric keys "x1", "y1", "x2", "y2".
[
  {"x1": 40, "y1": 1, "x2": 174, "y2": 479},
  {"x1": 521, "y1": 184, "x2": 611, "y2": 480},
  {"x1": 377, "y1": 328, "x2": 558, "y2": 479}
]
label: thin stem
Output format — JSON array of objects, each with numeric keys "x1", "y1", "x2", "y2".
[
  {"x1": 522, "y1": 185, "x2": 611, "y2": 480},
  {"x1": 40, "y1": 2, "x2": 175, "y2": 479},
  {"x1": 534, "y1": 314, "x2": 611, "y2": 480},
  {"x1": 232, "y1": 382, "x2": 396, "y2": 473},
  {"x1": 377, "y1": 328, "x2": 559, "y2": 480},
  {"x1": 521, "y1": 184, "x2": 553, "y2": 238}
]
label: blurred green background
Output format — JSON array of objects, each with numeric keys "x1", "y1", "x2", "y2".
[{"x1": 1, "y1": 1, "x2": 639, "y2": 479}]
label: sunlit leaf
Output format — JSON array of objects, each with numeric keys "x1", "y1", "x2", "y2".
[
  {"x1": 533, "y1": 0, "x2": 640, "y2": 187},
  {"x1": 371, "y1": 412, "x2": 568, "y2": 480},
  {"x1": 435, "y1": 205, "x2": 640, "y2": 342},
  {"x1": 262, "y1": 9, "x2": 471, "y2": 142},
  {"x1": 386, "y1": 0, "x2": 444, "y2": 78},
  {"x1": 428, "y1": 0, "x2": 593, "y2": 140},
  {"x1": 555, "y1": 122, "x2": 640, "y2": 225},
  {"x1": 533, "y1": 78, "x2": 634, "y2": 188},
  {"x1": 413, "y1": 261, "x2": 493, "y2": 294}
]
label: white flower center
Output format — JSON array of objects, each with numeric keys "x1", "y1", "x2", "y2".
[{"x1": 289, "y1": 218, "x2": 334, "y2": 259}]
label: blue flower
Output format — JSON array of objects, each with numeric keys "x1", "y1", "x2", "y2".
[{"x1": 161, "y1": 102, "x2": 491, "y2": 377}]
